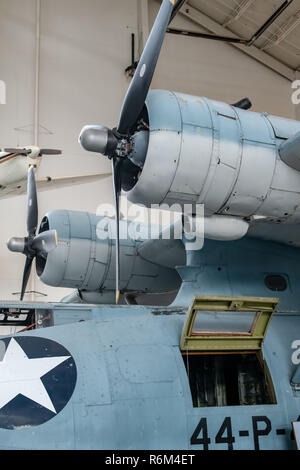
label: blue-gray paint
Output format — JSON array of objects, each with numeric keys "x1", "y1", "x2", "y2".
[{"x1": 0, "y1": 235, "x2": 299, "y2": 449}]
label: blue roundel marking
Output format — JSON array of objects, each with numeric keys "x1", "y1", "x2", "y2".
[{"x1": 0, "y1": 336, "x2": 77, "y2": 430}]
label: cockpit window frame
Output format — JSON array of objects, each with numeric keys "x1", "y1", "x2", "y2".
[{"x1": 180, "y1": 296, "x2": 279, "y2": 352}]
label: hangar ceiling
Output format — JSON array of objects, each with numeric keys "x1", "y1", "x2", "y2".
[{"x1": 168, "y1": 0, "x2": 300, "y2": 81}]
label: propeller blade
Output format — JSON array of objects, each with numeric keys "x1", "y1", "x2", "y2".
[
  {"x1": 112, "y1": 159, "x2": 123, "y2": 304},
  {"x1": 31, "y1": 230, "x2": 58, "y2": 255},
  {"x1": 3, "y1": 148, "x2": 31, "y2": 156},
  {"x1": 27, "y1": 166, "x2": 38, "y2": 237},
  {"x1": 117, "y1": 0, "x2": 174, "y2": 135},
  {"x1": 39, "y1": 149, "x2": 62, "y2": 155},
  {"x1": 20, "y1": 257, "x2": 34, "y2": 301}
]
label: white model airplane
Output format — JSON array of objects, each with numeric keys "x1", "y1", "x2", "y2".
[{"x1": 0, "y1": 145, "x2": 110, "y2": 198}]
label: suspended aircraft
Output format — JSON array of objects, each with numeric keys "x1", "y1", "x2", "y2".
[
  {"x1": 2, "y1": 0, "x2": 300, "y2": 450},
  {"x1": 0, "y1": 145, "x2": 109, "y2": 199}
]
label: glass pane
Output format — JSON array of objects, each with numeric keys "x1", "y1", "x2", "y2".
[{"x1": 192, "y1": 311, "x2": 257, "y2": 335}]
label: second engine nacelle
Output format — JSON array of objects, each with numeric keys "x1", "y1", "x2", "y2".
[{"x1": 36, "y1": 210, "x2": 182, "y2": 296}]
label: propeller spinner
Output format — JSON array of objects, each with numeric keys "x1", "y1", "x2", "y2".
[
  {"x1": 7, "y1": 166, "x2": 58, "y2": 301},
  {"x1": 79, "y1": 0, "x2": 175, "y2": 303}
]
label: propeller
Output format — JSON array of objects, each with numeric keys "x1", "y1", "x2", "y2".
[
  {"x1": 39, "y1": 149, "x2": 62, "y2": 156},
  {"x1": 7, "y1": 166, "x2": 58, "y2": 301},
  {"x1": 79, "y1": 0, "x2": 175, "y2": 304}
]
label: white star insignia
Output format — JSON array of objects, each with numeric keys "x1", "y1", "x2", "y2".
[{"x1": 0, "y1": 338, "x2": 70, "y2": 414}]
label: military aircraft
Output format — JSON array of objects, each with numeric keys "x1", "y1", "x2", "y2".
[
  {"x1": 1, "y1": 0, "x2": 300, "y2": 450},
  {"x1": 0, "y1": 145, "x2": 109, "y2": 199}
]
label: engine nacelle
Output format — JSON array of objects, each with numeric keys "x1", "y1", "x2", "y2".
[
  {"x1": 36, "y1": 210, "x2": 182, "y2": 295},
  {"x1": 126, "y1": 90, "x2": 300, "y2": 223}
]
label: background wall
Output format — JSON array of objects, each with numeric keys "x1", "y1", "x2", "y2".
[{"x1": 0, "y1": 0, "x2": 297, "y2": 302}]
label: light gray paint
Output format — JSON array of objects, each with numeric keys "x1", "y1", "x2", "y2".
[{"x1": 127, "y1": 90, "x2": 300, "y2": 226}]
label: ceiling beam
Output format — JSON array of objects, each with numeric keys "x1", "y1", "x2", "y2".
[
  {"x1": 178, "y1": 3, "x2": 295, "y2": 81},
  {"x1": 169, "y1": 0, "x2": 187, "y2": 24},
  {"x1": 262, "y1": 10, "x2": 300, "y2": 51}
]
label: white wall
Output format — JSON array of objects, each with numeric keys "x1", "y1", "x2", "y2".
[
  {"x1": 0, "y1": 0, "x2": 297, "y2": 302},
  {"x1": 150, "y1": 0, "x2": 296, "y2": 118}
]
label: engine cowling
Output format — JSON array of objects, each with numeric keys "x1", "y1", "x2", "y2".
[
  {"x1": 126, "y1": 90, "x2": 300, "y2": 224},
  {"x1": 36, "y1": 210, "x2": 182, "y2": 295}
]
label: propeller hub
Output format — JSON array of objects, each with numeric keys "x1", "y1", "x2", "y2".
[{"x1": 26, "y1": 146, "x2": 41, "y2": 159}]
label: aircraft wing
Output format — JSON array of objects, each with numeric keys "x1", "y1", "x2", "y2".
[
  {"x1": 248, "y1": 220, "x2": 300, "y2": 248},
  {"x1": 35, "y1": 173, "x2": 111, "y2": 192},
  {"x1": 0, "y1": 173, "x2": 111, "y2": 199},
  {"x1": 137, "y1": 220, "x2": 186, "y2": 269},
  {"x1": 137, "y1": 217, "x2": 300, "y2": 254}
]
